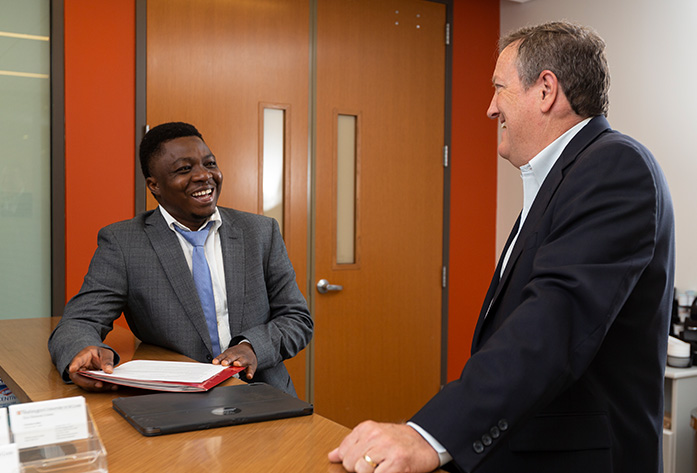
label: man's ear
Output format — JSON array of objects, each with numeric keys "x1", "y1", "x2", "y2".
[
  {"x1": 146, "y1": 176, "x2": 160, "y2": 198},
  {"x1": 538, "y1": 70, "x2": 558, "y2": 113}
]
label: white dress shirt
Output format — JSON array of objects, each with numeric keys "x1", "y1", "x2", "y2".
[
  {"x1": 499, "y1": 117, "x2": 591, "y2": 277},
  {"x1": 159, "y1": 206, "x2": 232, "y2": 351}
]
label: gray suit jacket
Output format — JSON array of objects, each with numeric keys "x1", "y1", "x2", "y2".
[{"x1": 48, "y1": 207, "x2": 313, "y2": 395}]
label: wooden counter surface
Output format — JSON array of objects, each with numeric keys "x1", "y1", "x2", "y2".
[{"x1": 0, "y1": 317, "x2": 350, "y2": 472}]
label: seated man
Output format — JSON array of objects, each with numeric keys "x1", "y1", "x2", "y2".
[{"x1": 49, "y1": 122, "x2": 312, "y2": 396}]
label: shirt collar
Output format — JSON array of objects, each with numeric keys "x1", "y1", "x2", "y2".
[
  {"x1": 158, "y1": 205, "x2": 222, "y2": 232},
  {"x1": 524, "y1": 117, "x2": 592, "y2": 186}
]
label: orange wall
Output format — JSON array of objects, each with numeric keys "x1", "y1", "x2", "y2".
[
  {"x1": 447, "y1": 0, "x2": 499, "y2": 380},
  {"x1": 64, "y1": 1, "x2": 136, "y2": 300},
  {"x1": 61, "y1": 0, "x2": 499, "y2": 378}
]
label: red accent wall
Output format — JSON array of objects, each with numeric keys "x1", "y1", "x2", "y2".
[
  {"x1": 447, "y1": 0, "x2": 499, "y2": 381},
  {"x1": 63, "y1": 1, "x2": 136, "y2": 302}
]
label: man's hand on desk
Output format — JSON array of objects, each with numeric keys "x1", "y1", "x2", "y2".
[
  {"x1": 328, "y1": 421, "x2": 440, "y2": 473},
  {"x1": 68, "y1": 346, "x2": 119, "y2": 392},
  {"x1": 213, "y1": 341, "x2": 258, "y2": 381}
]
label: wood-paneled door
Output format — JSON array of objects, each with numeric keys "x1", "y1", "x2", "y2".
[
  {"x1": 313, "y1": 0, "x2": 445, "y2": 427},
  {"x1": 145, "y1": 0, "x2": 447, "y2": 425}
]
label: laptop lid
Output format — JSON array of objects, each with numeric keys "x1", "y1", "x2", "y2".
[{"x1": 112, "y1": 382, "x2": 313, "y2": 436}]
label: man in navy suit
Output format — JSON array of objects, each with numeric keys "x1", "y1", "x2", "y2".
[
  {"x1": 330, "y1": 21, "x2": 674, "y2": 472},
  {"x1": 49, "y1": 122, "x2": 313, "y2": 396}
]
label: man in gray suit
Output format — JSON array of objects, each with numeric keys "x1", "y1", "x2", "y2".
[{"x1": 49, "y1": 122, "x2": 312, "y2": 396}]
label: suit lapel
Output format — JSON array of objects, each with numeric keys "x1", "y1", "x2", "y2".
[
  {"x1": 144, "y1": 210, "x2": 214, "y2": 353},
  {"x1": 471, "y1": 214, "x2": 520, "y2": 351},
  {"x1": 473, "y1": 116, "x2": 612, "y2": 350},
  {"x1": 218, "y1": 209, "x2": 245, "y2": 338}
]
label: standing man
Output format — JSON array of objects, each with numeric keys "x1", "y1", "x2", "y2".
[
  {"x1": 49, "y1": 122, "x2": 312, "y2": 396},
  {"x1": 329, "y1": 21, "x2": 674, "y2": 472}
]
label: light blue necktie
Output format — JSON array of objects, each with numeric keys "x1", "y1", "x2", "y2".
[{"x1": 174, "y1": 222, "x2": 221, "y2": 356}]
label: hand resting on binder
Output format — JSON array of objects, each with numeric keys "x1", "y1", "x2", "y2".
[
  {"x1": 68, "y1": 345, "x2": 118, "y2": 392},
  {"x1": 212, "y1": 340, "x2": 257, "y2": 381}
]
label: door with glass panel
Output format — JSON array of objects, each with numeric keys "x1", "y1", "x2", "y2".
[{"x1": 313, "y1": 0, "x2": 445, "y2": 427}]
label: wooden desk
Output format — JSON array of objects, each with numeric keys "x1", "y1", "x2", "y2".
[{"x1": 0, "y1": 317, "x2": 350, "y2": 472}]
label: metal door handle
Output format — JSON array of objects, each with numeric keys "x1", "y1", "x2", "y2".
[{"x1": 317, "y1": 279, "x2": 343, "y2": 294}]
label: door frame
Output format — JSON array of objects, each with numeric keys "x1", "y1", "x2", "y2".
[
  {"x1": 133, "y1": 0, "x2": 453, "y2": 398},
  {"x1": 433, "y1": 0, "x2": 453, "y2": 387}
]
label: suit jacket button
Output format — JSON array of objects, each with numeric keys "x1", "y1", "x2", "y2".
[
  {"x1": 490, "y1": 426, "x2": 500, "y2": 438},
  {"x1": 497, "y1": 419, "x2": 509, "y2": 431},
  {"x1": 481, "y1": 434, "x2": 492, "y2": 446},
  {"x1": 206, "y1": 355, "x2": 213, "y2": 361},
  {"x1": 473, "y1": 441, "x2": 484, "y2": 454}
]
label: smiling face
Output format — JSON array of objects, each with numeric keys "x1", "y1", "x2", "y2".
[
  {"x1": 487, "y1": 42, "x2": 543, "y2": 168},
  {"x1": 146, "y1": 135, "x2": 223, "y2": 230}
]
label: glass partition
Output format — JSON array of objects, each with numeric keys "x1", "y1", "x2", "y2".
[{"x1": 0, "y1": 0, "x2": 51, "y2": 318}]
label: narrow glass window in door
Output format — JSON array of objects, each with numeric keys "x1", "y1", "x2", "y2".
[
  {"x1": 336, "y1": 114, "x2": 358, "y2": 265},
  {"x1": 262, "y1": 107, "x2": 286, "y2": 235}
]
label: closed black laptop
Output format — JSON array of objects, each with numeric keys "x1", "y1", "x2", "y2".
[{"x1": 112, "y1": 382, "x2": 313, "y2": 436}]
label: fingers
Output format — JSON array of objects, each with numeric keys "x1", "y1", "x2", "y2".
[
  {"x1": 68, "y1": 346, "x2": 114, "y2": 374},
  {"x1": 328, "y1": 421, "x2": 378, "y2": 471},
  {"x1": 328, "y1": 421, "x2": 440, "y2": 473},
  {"x1": 68, "y1": 371, "x2": 119, "y2": 392},
  {"x1": 328, "y1": 447, "x2": 341, "y2": 463},
  {"x1": 67, "y1": 346, "x2": 118, "y2": 392},
  {"x1": 98, "y1": 347, "x2": 115, "y2": 373},
  {"x1": 358, "y1": 452, "x2": 382, "y2": 473},
  {"x1": 339, "y1": 450, "x2": 385, "y2": 473},
  {"x1": 213, "y1": 342, "x2": 258, "y2": 380}
]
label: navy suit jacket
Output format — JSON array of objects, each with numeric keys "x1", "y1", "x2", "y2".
[
  {"x1": 49, "y1": 207, "x2": 313, "y2": 395},
  {"x1": 411, "y1": 116, "x2": 675, "y2": 472}
]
